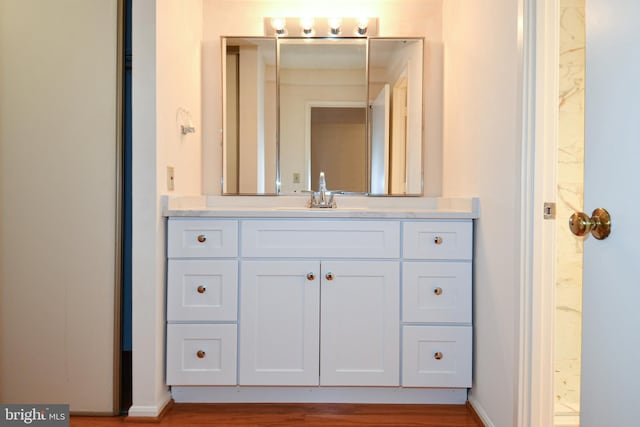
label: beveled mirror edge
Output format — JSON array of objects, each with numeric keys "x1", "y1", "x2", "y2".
[{"x1": 220, "y1": 36, "x2": 426, "y2": 197}]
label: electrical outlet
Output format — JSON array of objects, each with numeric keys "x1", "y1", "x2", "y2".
[
  {"x1": 293, "y1": 172, "x2": 301, "y2": 184},
  {"x1": 167, "y1": 166, "x2": 175, "y2": 191}
]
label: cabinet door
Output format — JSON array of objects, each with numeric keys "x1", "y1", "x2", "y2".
[
  {"x1": 320, "y1": 261, "x2": 400, "y2": 386},
  {"x1": 239, "y1": 260, "x2": 320, "y2": 385}
]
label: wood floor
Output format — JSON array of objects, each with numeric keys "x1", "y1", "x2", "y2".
[{"x1": 71, "y1": 403, "x2": 483, "y2": 426}]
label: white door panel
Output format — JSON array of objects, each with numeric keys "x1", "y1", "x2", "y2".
[{"x1": 580, "y1": 1, "x2": 640, "y2": 425}]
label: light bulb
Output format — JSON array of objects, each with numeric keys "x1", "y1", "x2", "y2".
[
  {"x1": 270, "y1": 17, "x2": 286, "y2": 35},
  {"x1": 356, "y1": 17, "x2": 369, "y2": 35},
  {"x1": 328, "y1": 17, "x2": 342, "y2": 35},
  {"x1": 300, "y1": 17, "x2": 314, "y2": 36}
]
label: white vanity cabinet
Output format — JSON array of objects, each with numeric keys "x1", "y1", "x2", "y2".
[
  {"x1": 240, "y1": 259, "x2": 399, "y2": 387},
  {"x1": 165, "y1": 215, "x2": 474, "y2": 401}
]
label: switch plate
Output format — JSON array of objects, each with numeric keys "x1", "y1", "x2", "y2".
[{"x1": 167, "y1": 166, "x2": 175, "y2": 191}]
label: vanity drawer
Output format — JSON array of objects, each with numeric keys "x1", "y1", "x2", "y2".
[
  {"x1": 402, "y1": 325, "x2": 472, "y2": 388},
  {"x1": 168, "y1": 219, "x2": 238, "y2": 258},
  {"x1": 166, "y1": 323, "x2": 237, "y2": 385},
  {"x1": 241, "y1": 220, "x2": 400, "y2": 258},
  {"x1": 167, "y1": 260, "x2": 238, "y2": 322},
  {"x1": 402, "y1": 261, "x2": 472, "y2": 324},
  {"x1": 402, "y1": 221, "x2": 472, "y2": 260}
]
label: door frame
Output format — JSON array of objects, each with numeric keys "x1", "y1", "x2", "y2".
[{"x1": 518, "y1": 0, "x2": 560, "y2": 426}]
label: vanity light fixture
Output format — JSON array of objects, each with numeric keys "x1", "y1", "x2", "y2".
[{"x1": 264, "y1": 17, "x2": 378, "y2": 37}]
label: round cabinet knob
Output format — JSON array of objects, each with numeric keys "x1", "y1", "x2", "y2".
[
  {"x1": 433, "y1": 287, "x2": 443, "y2": 296},
  {"x1": 196, "y1": 350, "x2": 206, "y2": 359},
  {"x1": 197, "y1": 285, "x2": 206, "y2": 294},
  {"x1": 197, "y1": 234, "x2": 207, "y2": 243},
  {"x1": 306, "y1": 272, "x2": 315, "y2": 281},
  {"x1": 434, "y1": 236, "x2": 443, "y2": 245},
  {"x1": 325, "y1": 272, "x2": 334, "y2": 281},
  {"x1": 434, "y1": 351, "x2": 443, "y2": 360}
]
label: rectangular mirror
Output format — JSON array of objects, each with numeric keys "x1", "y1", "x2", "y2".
[{"x1": 221, "y1": 37, "x2": 423, "y2": 196}]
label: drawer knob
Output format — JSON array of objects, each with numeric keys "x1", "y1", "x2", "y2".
[
  {"x1": 197, "y1": 285, "x2": 207, "y2": 294},
  {"x1": 434, "y1": 236, "x2": 443, "y2": 245},
  {"x1": 196, "y1": 350, "x2": 206, "y2": 359},
  {"x1": 325, "y1": 272, "x2": 334, "y2": 281},
  {"x1": 306, "y1": 272, "x2": 315, "y2": 281},
  {"x1": 434, "y1": 351, "x2": 443, "y2": 360},
  {"x1": 433, "y1": 287, "x2": 443, "y2": 296},
  {"x1": 197, "y1": 234, "x2": 207, "y2": 243}
]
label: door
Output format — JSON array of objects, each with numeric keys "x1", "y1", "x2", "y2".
[
  {"x1": 578, "y1": 1, "x2": 640, "y2": 425},
  {"x1": 320, "y1": 260, "x2": 400, "y2": 386},
  {"x1": 0, "y1": 0, "x2": 121, "y2": 413},
  {"x1": 239, "y1": 260, "x2": 320, "y2": 385}
]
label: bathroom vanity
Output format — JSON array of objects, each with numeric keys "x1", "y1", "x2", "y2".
[{"x1": 164, "y1": 196, "x2": 478, "y2": 404}]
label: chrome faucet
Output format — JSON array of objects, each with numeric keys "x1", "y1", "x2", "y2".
[{"x1": 306, "y1": 171, "x2": 337, "y2": 208}]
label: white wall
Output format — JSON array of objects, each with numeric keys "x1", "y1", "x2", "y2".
[
  {"x1": 157, "y1": 0, "x2": 203, "y2": 194},
  {"x1": 0, "y1": 0, "x2": 119, "y2": 413},
  {"x1": 442, "y1": 1, "x2": 522, "y2": 426},
  {"x1": 202, "y1": 0, "x2": 444, "y2": 195},
  {"x1": 130, "y1": 0, "x2": 203, "y2": 417}
]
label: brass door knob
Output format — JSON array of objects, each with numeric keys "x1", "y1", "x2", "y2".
[
  {"x1": 197, "y1": 285, "x2": 206, "y2": 294},
  {"x1": 306, "y1": 272, "x2": 315, "y2": 281},
  {"x1": 434, "y1": 236, "x2": 443, "y2": 245},
  {"x1": 325, "y1": 272, "x2": 334, "y2": 281},
  {"x1": 197, "y1": 234, "x2": 207, "y2": 243},
  {"x1": 434, "y1": 352, "x2": 443, "y2": 360},
  {"x1": 433, "y1": 287, "x2": 443, "y2": 296},
  {"x1": 196, "y1": 350, "x2": 206, "y2": 359},
  {"x1": 569, "y1": 208, "x2": 611, "y2": 240}
]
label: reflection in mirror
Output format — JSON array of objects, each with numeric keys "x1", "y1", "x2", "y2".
[
  {"x1": 222, "y1": 37, "x2": 277, "y2": 194},
  {"x1": 221, "y1": 37, "x2": 423, "y2": 196},
  {"x1": 279, "y1": 39, "x2": 367, "y2": 193},
  {"x1": 369, "y1": 38, "x2": 423, "y2": 195}
]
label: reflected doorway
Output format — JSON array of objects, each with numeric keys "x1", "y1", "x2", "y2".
[{"x1": 309, "y1": 106, "x2": 366, "y2": 192}]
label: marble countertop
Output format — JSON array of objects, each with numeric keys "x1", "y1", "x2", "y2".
[{"x1": 163, "y1": 195, "x2": 480, "y2": 219}]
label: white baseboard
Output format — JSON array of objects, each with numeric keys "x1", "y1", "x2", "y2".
[
  {"x1": 467, "y1": 395, "x2": 496, "y2": 427},
  {"x1": 171, "y1": 386, "x2": 468, "y2": 404},
  {"x1": 127, "y1": 390, "x2": 172, "y2": 417}
]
